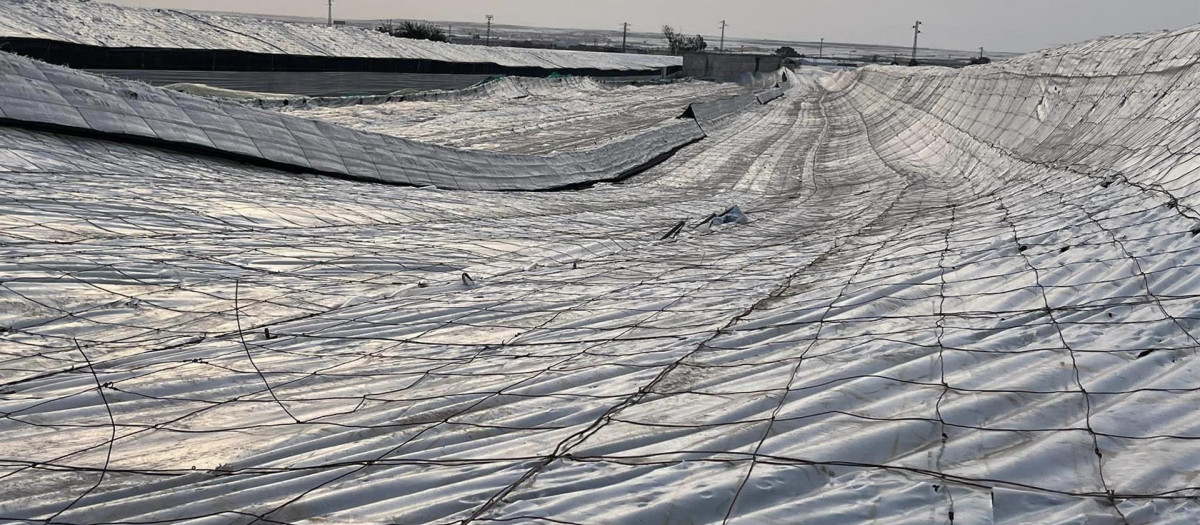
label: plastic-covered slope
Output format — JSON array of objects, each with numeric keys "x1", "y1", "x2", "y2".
[
  {"x1": 4, "y1": 23, "x2": 1200, "y2": 525},
  {"x1": 826, "y1": 34, "x2": 1200, "y2": 197},
  {"x1": 682, "y1": 69, "x2": 798, "y2": 125},
  {"x1": 0, "y1": 51, "x2": 707, "y2": 191},
  {"x1": 0, "y1": 0, "x2": 680, "y2": 72},
  {"x1": 279, "y1": 77, "x2": 750, "y2": 155},
  {"x1": 796, "y1": 27, "x2": 1200, "y2": 520},
  {"x1": 245, "y1": 76, "x2": 677, "y2": 110}
]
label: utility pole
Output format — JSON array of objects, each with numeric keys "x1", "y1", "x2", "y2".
[
  {"x1": 486, "y1": 15, "x2": 493, "y2": 46},
  {"x1": 621, "y1": 22, "x2": 630, "y2": 53},
  {"x1": 819, "y1": 37, "x2": 824, "y2": 58},
  {"x1": 719, "y1": 20, "x2": 728, "y2": 52},
  {"x1": 979, "y1": 46, "x2": 985, "y2": 59},
  {"x1": 911, "y1": 20, "x2": 922, "y2": 64},
  {"x1": 327, "y1": 0, "x2": 333, "y2": 26}
]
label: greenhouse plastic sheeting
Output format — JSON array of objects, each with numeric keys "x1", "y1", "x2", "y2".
[
  {"x1": 246, "y1": 76, "x2": 688, "y2": 111},
  {"x1": 0, "y1": 51, "x2": 711, "y2": 191},
  {"x1": 755, "y1": 87, "x2": 785, "y2": 105},
  {"x1": 4, "y1": 22, "x2": 1200, "y2": 525},
  {"x1": 0, "y1": 0, "x2": 681, "y2": 72},
  {"x1": 278, "y1": 78, "x2": 751, "y2": 157},
  {"x1": 683, "y1": 94, "x2": 760, "y2": 124}
]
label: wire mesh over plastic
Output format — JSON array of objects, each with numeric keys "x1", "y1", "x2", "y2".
[
  {"x1": 0, "y1": 0, "x2": 680, "y2": 72},
  {"x1": 4, "y1": 23, "x2": 1200, "y2": 525},
  {"x1": 0, "y1": 52, "x2": 709, "y2": 192}
]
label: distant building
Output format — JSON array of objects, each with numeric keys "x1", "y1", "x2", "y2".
[{"x1": 683, "y1": 52, "x2": 783, "y2": 83}]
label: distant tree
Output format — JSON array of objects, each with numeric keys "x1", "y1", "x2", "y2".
[
  {"x1": 775, "y1": 46, "x2": 799, "y2": 58},
  {"x1": 662, "y1": 25, "x2": 707, "y2": 55},
  {"x1": 662, "y1": 25, "x2": 681, "y2": 52},
  {"x1": 378, "y1": 21, "x2": 447, "y2": 42}
]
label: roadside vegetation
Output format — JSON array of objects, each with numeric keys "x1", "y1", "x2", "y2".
[
  {"x1": 378, "y1": 21, "x2": 448, "y2": 42},
  {"x1": 662, "y1": 26, "x2": 707, "y2": 55}
]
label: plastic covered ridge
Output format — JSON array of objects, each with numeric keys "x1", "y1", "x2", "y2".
[
  {"x1": 0, "y1": 0, "x2": 681, "y2": 72},
  {"x1": 5, "y1": 21, "x2": 1200, "y2": 525},
  {"x1": 0, "y1": 51, "x2": 717, "y2": 191}
]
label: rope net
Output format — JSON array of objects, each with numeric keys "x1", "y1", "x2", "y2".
[{"x1": 4, "y1": 23, "x2": 1200, "y2": 525}]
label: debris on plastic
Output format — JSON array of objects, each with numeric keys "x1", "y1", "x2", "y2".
[
  {"x1": 712, "y1": 205, "x2": 750, "y2": 227},
  {"x1": 660, "y1": 220, "x2": 687, "y2": 240},
  {"x1": 690, "y1": 205, "x2": 751, "y2": 235}
]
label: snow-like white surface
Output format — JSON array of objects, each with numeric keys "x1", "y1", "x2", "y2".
[
  {"x1": 0, "y1": 51, "x2": 708, "y2": 191},
  {"x1": 3, "y1": 23, "x2": 1200, "y2": 525},
  {"x1": 164, "y1": 83, "x2": 299, "y2": 100},
  {"x1": 283, "y1": 77, "x2": 746, "y2": 154},
  {"x1": 0, "y1": 0, "x2": 681, "y2": 72}
]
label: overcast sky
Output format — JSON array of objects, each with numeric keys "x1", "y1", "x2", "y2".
[{"x1": 107, "y1": 0, "x2": 1200, "y2": 52}]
